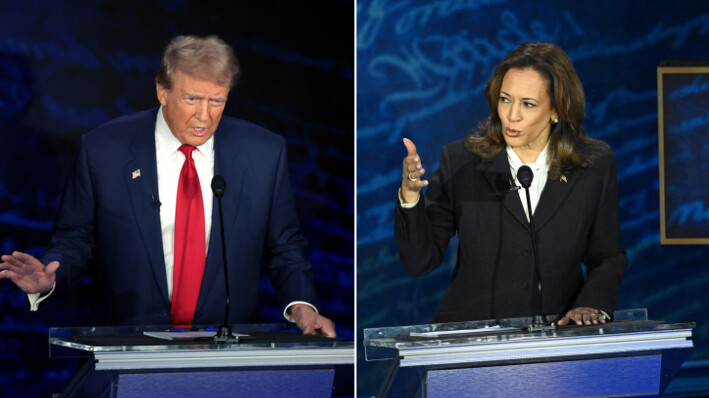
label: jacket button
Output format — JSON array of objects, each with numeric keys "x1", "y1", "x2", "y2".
[{"x1": 518, "y1": 281, "x2": 527, "y2": 289}]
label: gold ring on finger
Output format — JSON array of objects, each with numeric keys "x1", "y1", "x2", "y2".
[{"x1": 407, "y1": 172, "x2": 418, "y2": 182}]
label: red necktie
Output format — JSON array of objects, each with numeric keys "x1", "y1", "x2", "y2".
[{"x1": 171, "y1": 145, "x2": 206, "y2": 327}]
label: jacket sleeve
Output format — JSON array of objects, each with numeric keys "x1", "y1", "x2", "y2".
[
  {"x1": 573, "y1": 152, "x2": 629, "y2": 316},
  {"x1": 394, "y1": 144, "x2": 457, "y2": 277},
  {"x1": 41, "y1": 134, "x2": 97, "y2": 293},
  {"x1": 263, "y1": 138, "x2": 320, "y2": 310}
]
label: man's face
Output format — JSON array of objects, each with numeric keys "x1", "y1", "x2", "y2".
[{"x1": 156, "y1": 70, "x2": 230, "y2": 147}]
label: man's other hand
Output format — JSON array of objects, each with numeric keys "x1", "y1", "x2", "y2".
[
  {"x1": 289, "y1": 303, "x2": 336, "y2": 338},
  {"x1": 0, "y1": 251, "x2": 58, "y2": 294}
]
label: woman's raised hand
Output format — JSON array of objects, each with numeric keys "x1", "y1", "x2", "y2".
[{"x1": 401, "y1": 138, "x2": 428, "y2": 203}]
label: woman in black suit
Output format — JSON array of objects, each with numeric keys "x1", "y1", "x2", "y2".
[{"x1": 395, "y1": 42, "x2": 628, "y2": 326}]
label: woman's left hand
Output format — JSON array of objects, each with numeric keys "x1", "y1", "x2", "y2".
[{"x1": 557, "y1": 307, "x2": 607, "y2": 326}]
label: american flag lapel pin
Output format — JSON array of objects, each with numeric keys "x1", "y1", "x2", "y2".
[
  {"x1": 132, "y1": 169, "x2": 141, "y2": 179},
  {"x1": 560, "y1": 175, "x2": 567, "y2": 183}
]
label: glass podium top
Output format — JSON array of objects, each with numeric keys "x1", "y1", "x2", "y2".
[
  {"x1": 49, "y1": 323, "x2": 352, "y2": 358},
  {"x1": 50, "y1": 323, "x2": 354, "y2": 370},
  {"x1": 363, "y1": 309, "x2": 695, "y2": 362}
]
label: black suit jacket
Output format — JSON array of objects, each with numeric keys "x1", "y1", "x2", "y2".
[
  {"x1": 42, "y1": 108, "x2": 319, "y2": 326},
  {"x1": 395, "y1": 138, "x2": 628, "y2": 323}
]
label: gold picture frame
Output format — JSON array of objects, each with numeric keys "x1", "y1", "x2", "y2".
[{"x1": 658, "y1": 66, "x2": 709, "y2": 244}]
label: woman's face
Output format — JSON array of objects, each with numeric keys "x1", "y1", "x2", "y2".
[{"x1": 497, "y1": 67, "x2": 558, "y2": 156}]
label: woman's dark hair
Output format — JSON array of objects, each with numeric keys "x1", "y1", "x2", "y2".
[{"x1": 466, "y1": 42, "x2": 605, "y2": 178}]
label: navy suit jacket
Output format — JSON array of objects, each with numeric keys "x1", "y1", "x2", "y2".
[{"x1": 42, "y1": 108, "x2": 319, "y2": 326}]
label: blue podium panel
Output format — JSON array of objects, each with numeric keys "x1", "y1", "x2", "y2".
[
  {"x1": 426, "y1": 355, "x2": 661, "y2": 398},
  {"x1": 116, "y1": 369, "x2": 335, "y2": 398},
  {"x1": 364, "y1": 314, "x2": 694, "y2": 398}
]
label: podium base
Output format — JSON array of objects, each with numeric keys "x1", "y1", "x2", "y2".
[
  {"x1": 213, "y1": 325, "x2": 239, "y2": 344},
  {"x1": 524, "y1": 315, "x2": 558, "y2": 332}
]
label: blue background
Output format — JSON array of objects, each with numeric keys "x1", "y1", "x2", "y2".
[
  {"x1": 0, "y1": 1, "x2": 354, "y2": 396},
  {"x1": 357, "y1": 0, "x2": 709, "y2": 396}
]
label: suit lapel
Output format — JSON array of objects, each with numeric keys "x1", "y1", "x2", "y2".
[
  {"x1": 482, "y1": 151, "x2": 530, "y2": 230},
  {"x1": 200, "y1": 128, "x2": 248, "y2": 302},
  {"x1": 123, "y1": 114, "x2": 170, "y2": 304},
  {"x1": 533, "y1": 169, "x2": 579, "y2": 231}
]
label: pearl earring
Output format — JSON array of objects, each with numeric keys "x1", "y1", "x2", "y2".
[{"x1": 553, "y1": 118, "x2": 559, "y2": 124}]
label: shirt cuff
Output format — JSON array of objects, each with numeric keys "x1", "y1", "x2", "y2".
[
  {"x1": 398, "y1": 187, "x2": 420, "y2": 208},
  {"x1": 598, "y1": 310, "x2": 611, "y2": 321},
  {"x1": 283, "y1": 301, "x2": 318, "y2": 323},
  {"x1": 28, "y1": 283, "x2": 55, "y2": 311}
]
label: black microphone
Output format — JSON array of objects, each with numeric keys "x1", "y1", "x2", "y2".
[
  {"x1": 516, "y1": 166, "x2": 556, "y2": 331},
  {"x1": 517, "y1": 166, "x2": 533, "y2": 189},
  {"x1": 211, "y1": 175, "x2": 236, "y2": 343},
  {"x1": 211, "y1": 176, "x2": 226, "y2": 198}
]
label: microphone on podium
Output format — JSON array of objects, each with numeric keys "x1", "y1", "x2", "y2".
[
  {"x1": 211, "y1": 175, "x2": 237, "y2": 343},
  {"x1": 517, "y1": 165, "x2": 556, "y2": 332}
]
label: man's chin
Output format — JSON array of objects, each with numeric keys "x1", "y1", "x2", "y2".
[{"x1": 183, "y1": 133, "x2": 213, "y2": 147}]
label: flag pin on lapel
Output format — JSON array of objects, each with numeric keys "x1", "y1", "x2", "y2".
[
  {"x1": 560, "y1": 175, "x2": 567, "y2": 183},
  {"x1": 132, "y1": 169, "x2": 141, "y2": 179}
]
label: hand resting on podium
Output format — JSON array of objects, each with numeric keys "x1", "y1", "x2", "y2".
[
  {"x1": 557, "y1": 306, "x2": 608, "y2": 326},
  {"x1": 288, "y1": 303, "x2": 337, "y2": 337}
]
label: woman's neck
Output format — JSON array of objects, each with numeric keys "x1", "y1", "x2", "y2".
[{"x1": 512, "y1": 145, "x2": 543, "y2": 164}]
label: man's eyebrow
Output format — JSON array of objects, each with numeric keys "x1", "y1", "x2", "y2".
[{"x1": 182, "y1": 93, "x2": 227, "y2": 101}]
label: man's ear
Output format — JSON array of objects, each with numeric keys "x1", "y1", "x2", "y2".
[{"x1": 156, "y1": 83, "x2": 168, "y2": 106}]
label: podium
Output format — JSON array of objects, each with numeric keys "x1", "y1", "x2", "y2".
[
  {"x1": 363, "y1": 310, "x2": 694, "y2": 397},
  {"x1": 49, "y1": 323, "x2": 353, "y2": 398}
]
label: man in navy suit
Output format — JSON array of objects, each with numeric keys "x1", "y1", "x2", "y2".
[{"x1": 0, "y1": 35, "x2": 335, "y2": 336}]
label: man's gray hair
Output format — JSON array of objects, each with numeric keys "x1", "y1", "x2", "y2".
[{"x1": 155, "y1": 35, "x2": 239, "y2": 90}]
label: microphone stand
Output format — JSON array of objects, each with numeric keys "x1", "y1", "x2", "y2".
[
  {"x1": 212, "y1": 176, "x2": 238, "y2": 343},
  {"x1": 517, "y1": 166, "x2": 557, "y2": 332}
]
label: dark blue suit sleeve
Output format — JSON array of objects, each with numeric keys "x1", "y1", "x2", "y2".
[
  {"x1": 42, "y1": 134, "x2": 96, "y2": 290},
  {"x1": 263, "y1": 139, "x2": 320, "y2": 310}
]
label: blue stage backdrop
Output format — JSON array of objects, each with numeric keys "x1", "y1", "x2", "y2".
[
  {"x1": 0, "y1": 1, "x2": 353, "y2": 397},
  {"x1": 357, "y1": 1, "x2": 709, "y2": 396}
]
